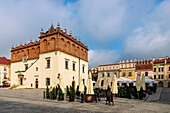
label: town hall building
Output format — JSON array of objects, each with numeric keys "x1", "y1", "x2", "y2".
[{"x1": 11, "y1": 23, "x2": 88, "y2": 89}]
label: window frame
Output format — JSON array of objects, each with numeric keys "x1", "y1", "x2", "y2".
[
  {"x1": 46, "y1": 78, "x2": 50, "y2": 86},
  {"x1": 73, "y1": 63, "x2": 76, "y2": 71}
]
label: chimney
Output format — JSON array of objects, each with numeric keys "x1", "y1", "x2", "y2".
[
  {"x1": 166, "y1": 56, "x2": 169, "y2": 59},
  {"x1": 64, "y1": 29, "x2": 67, "y2": 33}
]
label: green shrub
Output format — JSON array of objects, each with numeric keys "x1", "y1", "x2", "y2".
[
  {"x1": 46, "y1": 85, "x2": 50, "y2": 99},
  {"x1": 69, "y1": 86, "x2": 76, "y2": 101},
  {"x1": 66, "y1": 85, "x2": 70, "y2": 96},
  {"x1": 125, "y1": 85, "x2": 131, "y2": 99},
  {"x1": 58, "y1": 84, "x2": 64, "y2": 101},
  {"x1": 2, "y1": 81, "x2": 6, "y2": 86},
  {"x1": 52, "y1": 87, "x2": 56, "y2": 99},
  {"x1": 132, "y1": 87, "x2": 138, "y2": 99},
  {"x1": 119, "y1": 87, "x2": 124, "y2": 98},
  {"x1": 139, "y1": 87, "x2": 144, "y2": 99},
  {"x1": 56, "y1": 86, "x2": 58, "y2": 97}
]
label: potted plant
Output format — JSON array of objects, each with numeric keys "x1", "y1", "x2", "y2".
[
  {"x1": 46, "y1": 85, "x2": 50, "y2": 99},
  {"x1": 52, "y1": 87, "x2": 56, "y2": 99},
  {"x1": 66, "y1": 86, "x2": 70, "y2": 96},
  {"x1": 139, "y1": 87, "x2": 144, "y2": 99},
  {"x1": 69, "y1": 86, "x2": 76, "y2": 102},
  {"x1": 125, "y1": 85, "x2": 131, "y2": 99},
  {"x1": 119, "y1": 87, "x2": 124, "y2": 98},
  {"x1": 132, "y1": 87, "x2": 138, "y2": 99},
  {"x1": 58, "y1": 84, "x2": 64, "y2": 101}
]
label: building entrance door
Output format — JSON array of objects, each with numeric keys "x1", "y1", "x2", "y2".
[
  {"x1": 168, "y1": 82, "x2": 170, "y2": 88},
  {"x1": 158, "y1": 81, "x2": 163, "y2": 87},
  {"x1": 20, "y1": 78, "x2": 23, "y2": 85},
  {"x1": 35, "y1": 79, "x2": 38, "y2": 89}
]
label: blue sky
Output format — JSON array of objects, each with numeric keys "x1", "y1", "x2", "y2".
[{"x1": 0, "y1": 0, "x2": 170, "y2": 68}]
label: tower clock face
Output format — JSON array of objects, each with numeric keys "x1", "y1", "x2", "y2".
[{"x1": 23, "y1": 56, "x2": 28, "y2": 63}]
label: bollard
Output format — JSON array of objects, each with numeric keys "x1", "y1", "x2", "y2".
[
  {"x1": 95, "y1": 93, "x2": 97, "y2": 103},
  {"x1": 43, "y1": 91, "x2": 46, "y2": 99},
  {"x1": 50, "y1": 91, "x2": 52, "y2": 99},
  {"x1": 81, "y1": 94, "x2": 84, "y2": 103}
]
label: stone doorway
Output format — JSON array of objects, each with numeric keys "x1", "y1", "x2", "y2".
[
  {"x1": 18, "y1": 74, "x2": 24, "y2": 85},
  {"x1": 158, "y1": 81, "x2": 163, "y2": 87}
]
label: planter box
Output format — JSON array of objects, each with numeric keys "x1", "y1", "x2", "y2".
[{"x1": 85, "y1": 94, "x2": 95, "y2": 103}]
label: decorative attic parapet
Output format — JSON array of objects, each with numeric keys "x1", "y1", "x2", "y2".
[
  {"x1": 11, "y1": 39, "x2": 40, "y2": 52},
  {"x1": 39, "y1": 22, "x2": 88, "y2": 50}
]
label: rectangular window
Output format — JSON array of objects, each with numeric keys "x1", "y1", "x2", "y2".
[
  {"x1": 158, "y1": 75, "x2": 160, "y2": 79},
  {"x1": 169, "y1": 67, "x2": 170, "y2": 71},
  {"x1": 47, "y1": 60, "x2": 50, "y2": 68},
  {"x1": 154, "y1": 68, "x2": 156, "y2": 72},
  {"x1": 145, "y1": 72, "x2": 148, "y2": 76},
  {"x1": 162, "y1": 67, "x2": 164, "y2": 72},
  {"x1": 122, "y1": 72, "x2": 126, "y2": 76},
  {"x1": 161, "y1": 75, "x2": 164, "y2": 79},
  {"x1": 102, "y1": 73, "x2": 104, "y2": 77},
  {"x1": 107, "y1": 73, "x2": 110, "y2": 77},
  {"x1": 158, "y1": 68, "x2": 160, "y2": 72},
  {"x1": 46, "y1": 78, "x2": 50, "y2": 86},
  {"x1": 128, "y1": 72, "x2": 132, "y2": 76},
  {"x1": 154, "y1": 75, "x2": 156, "y2": 79},
  {"x1": 36, "y1": 67, "x2": 38, "y2": 71},
  {"x1": 4, "y1": 67, "x2": 6, "y2": 71},
  {"x1": 169, "y1": 74, "x2": 170, "y2": 78},
  {"x1": 65, "y1": 60, "x2": 68, "y2": 69},
  {"x1": 73, "y1": 63, "x2": 75, "y2": 71},
  {"x1": 25, "y1": 64, "x2": 28, "y2": 70},
  {"x1": 82, "y1": 65, "x2": 85, "y2": 73}
]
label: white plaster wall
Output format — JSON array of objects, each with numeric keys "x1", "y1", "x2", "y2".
[
  {"x1": 11, "y1": 50, "x2": 88, "y2": 89},
  {"x1": 11, "y1": 59, "x2": 37, "y2": 85}
]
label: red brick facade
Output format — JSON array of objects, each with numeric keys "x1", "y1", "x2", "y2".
[
  {"x1": 11, "y1": 24, "x2": 88, "y2": 62},
  {"x1": 136, "y1": 60, "x2": 153, "y2": 71}
]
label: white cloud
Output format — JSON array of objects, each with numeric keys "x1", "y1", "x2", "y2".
[
  {"x1": 123, "y1": 0, "x2": 170, "y2": 60},
  {"x1": 88, "y1": 49, "x2": 120, "y2": 69}
]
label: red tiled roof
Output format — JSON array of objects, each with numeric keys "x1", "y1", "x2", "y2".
[
  {"x1": 153, "y1": 59, "x2": 165, "y2": 63},
  {"x1": 0, "y1": 57, "x2": 11, "y2": 65},
  {"x1": 167, "y1": 58, "x2": 170, "y2": 63}
]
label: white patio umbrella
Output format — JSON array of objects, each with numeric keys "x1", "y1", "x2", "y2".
[
  {"x1": 136, "y1": 72, "x2": 141, "y2": 91},
  {"x1": 79, "y1": 76, "x2": 84, "y2": 93},
  {"x1": 103, "y1": 72, "x2": 108, "y2": 90},
  {"x1": 86, "y1": 72, "x2": 94, "y2": 94},
  {"x1": 95, "y1": 78, "x2": 100, "y2": 87},
  {"x1": 111, "y1": 74, "x2": 118, "y2": 94},
  {"x1": 141, "y1": 73, "x2": 146, "y2": 91}
]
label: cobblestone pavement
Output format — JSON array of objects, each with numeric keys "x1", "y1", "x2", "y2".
[
  {"x1": 155, "y1": 88, "x2": 170, "y2": 104},
  {"x1": 0, "y1": 89, "x2": 170, "y2": 113}
]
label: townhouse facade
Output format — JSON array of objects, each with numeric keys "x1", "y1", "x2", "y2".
[
  {"x1": 97, "y1": 56, "x2": 170, "y2": 88},
  {"x1": 10, "y1": 23, "x2": 88, "y2": 89},
  {"x1": 98, "y1": 63, "x2": 120, "y2": 87},
  {"x1": 0, "y1": 57, "x2": 11, "y2": 85},
  {"x1": 165, "y1": 58, "x2": 170, "y2": 87},
  {"x1": 135, "y1": 59, "x2": 153, "y2": 79}
]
